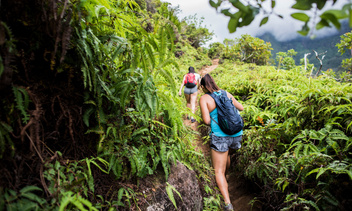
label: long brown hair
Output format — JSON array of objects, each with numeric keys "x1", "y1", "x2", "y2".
[{"x1": 200, "y1": 74, "x2": 220, "y2": 93}]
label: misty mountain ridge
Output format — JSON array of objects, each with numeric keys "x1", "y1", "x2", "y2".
[{"x1": 258, "y1": 21, "x2": 351, "y2": 72}]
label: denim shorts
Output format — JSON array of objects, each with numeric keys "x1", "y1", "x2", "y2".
[
  {"x1": 184, "y1": 86, "x2": 198, "y2": 95},
  {"x1": 210, "y1": 133, "x2": 242, "y2": 152}
]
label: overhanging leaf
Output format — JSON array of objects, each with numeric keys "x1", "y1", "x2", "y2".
[
  {"x1": 316, "y1": 19, "x2": 330, "y2": 30},
  {"x1": 291, "y1": 13, "x2": 310, "y2": 22},
  {"x1": 229, "y1": 0, "x2": 248, "y2": 12},
  {"x1": 292, "y1": 0, "x2": 312, "y2": 10},
  {"x1": 228, "y1": 14, "x2": 240, "y2": 33},
  {"x1": 320, "y1": 12, "x2": 341, "y2": 29},
  {"x1": 271, "y1": 0, "x2": 276, "y2": 8},
  {"x1": 260, "y1": 17, "x2": 269, "y2": 26}
]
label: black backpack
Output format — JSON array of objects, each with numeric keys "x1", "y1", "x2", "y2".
[{"x1": 208, "y1": 90, "x2": 243, "y2": 135}]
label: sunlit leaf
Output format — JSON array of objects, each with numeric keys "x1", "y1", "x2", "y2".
[
  {"x1": 292, "y1": 0, "x2": 312, "y2": 10},
  {"x1": 291, "y1": 13, "x2": 310, "y2": 22},
  {"x1": 323, "y1": 9, "x2": 348, "y2": 19},
  {"x1": 228, "y1": 16, "x2": 239, "y2": 33}
]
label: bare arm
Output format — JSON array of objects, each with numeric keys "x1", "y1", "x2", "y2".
[
  {"x1": 178, "y1": 75, "x2": 186, "y2": 96},
  {"x1": 200, "y1": 95, "x2": 211, "y2": 125},
  {"x1": 197, "y1": 74, "x2": 201, "y2": 88},
  {"x1": 227, "y1": 92, "x2": 244, "y2": 111}
]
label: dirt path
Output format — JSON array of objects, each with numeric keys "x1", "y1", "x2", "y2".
[{"x1": 184, "y1": 59, "x2": 260, "y2": 211}]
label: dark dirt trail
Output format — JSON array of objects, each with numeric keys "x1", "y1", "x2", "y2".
[{"x1": 184, "y1": 59, "x2": 261, "y2": 211}]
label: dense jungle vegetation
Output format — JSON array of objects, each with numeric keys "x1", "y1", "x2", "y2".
[{"x1": 1, "y1": 0, "x2": 352, "y2": 210}]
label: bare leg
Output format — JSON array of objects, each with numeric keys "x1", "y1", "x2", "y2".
[
  {"x1": 184, "y1": 93, "x2": 191, "y2": 118},
  {"x1": 189, "y1": 91, "x2": 198, "y2": 118},
  {"x1": 211, "y1": 149, "x2": 231, "y2": 205}
]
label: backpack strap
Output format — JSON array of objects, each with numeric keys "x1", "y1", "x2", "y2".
[
  {"x1": 207, "y1": 91, "x2": 222, "y2": 126},
  {"x1": 210, "y1": 115, "x2": 219, "y2": 125}
]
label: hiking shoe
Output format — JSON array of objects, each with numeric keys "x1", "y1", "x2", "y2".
[
  {"x1": 191, "y1": 118, "x2": 196, "y2": 123},
  {"x1": 224, "y1": 203, "x2": 234, "y2": 211}
]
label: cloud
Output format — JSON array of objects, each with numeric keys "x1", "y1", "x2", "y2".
[{"x1": 163, "y1": 0, "x2": 349, "y2": 45}]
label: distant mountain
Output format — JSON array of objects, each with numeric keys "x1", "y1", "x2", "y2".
[{"x1": 258, "y1": 21, "x2": 351, "y2": 71}]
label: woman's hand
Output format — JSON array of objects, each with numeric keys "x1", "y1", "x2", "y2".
[{"x1": 178, "y1": 90, "x2": 182, "y2": 96}]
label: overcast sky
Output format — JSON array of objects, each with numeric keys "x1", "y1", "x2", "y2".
[{"x1": 162, "y1": 0, "x2": 349, "y2": 45}]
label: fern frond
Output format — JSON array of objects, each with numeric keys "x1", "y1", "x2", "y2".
[
  {"x1": 12, "y1": 86, "x2": 30, "y2": 123},
  {"x1": 166, "y1": 182, "x2": 182, "y2": 210}
]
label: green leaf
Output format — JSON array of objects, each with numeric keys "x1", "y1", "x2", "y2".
[
  {"x1": 292, "y1": 1, "x2": 312, "y2": 10},
  {"x1": 297, "y1": 22, "x2": 310, "y2": 36},
  {"x1": 229, "y1": 0, "x2": 248, "y2": 12},
  {"x1": 228, "y1": 16, "x2": 239, "y2": 33},
  {"x1": 306, "y1": 168, "x2": 319, "y2": 177},
  {"x1": 166, "y1": 184, "x2": 177, "y2": 210},
  {"x1": 271, "y1": 0, "x2": 276, "y2": 8},
  {"x1": 316, "y1": 1, "x2": 326, "y2": 10},
  {"x1": 132, "y1": 127, "x2": 148, "y2": 136},
  {"x1": 323, "y1": 9, "x2": 348, "y2": 19},
  {"x1": 316, "y1": 19, "x2": 330, "y2": 30},
  {"x1": 20, "y1": 186, "x2": 42, "y2": 194},
  {"x1": 209, "y1": 0, "x2": 220, "y2": 9},
  {"x1": 347, "y1": 170, "x2": 352, "y2": 180},
  {"x1": 220, "y1": 9, "x2": 232, "y2": 17},
  {"x1": 260, "y1": 17, "x2": 269, "y2": 26},
  {"x1": 317, "y1": 167, "x2": 328, "y2": 179},
  {"x1": 291, "y1": 13, "x2": 310, "y2": 22},
  {"x1": 166, "y1": 182, "x2": 182, "y2": 209},
  {"x1": 21, "y1": 192, "x2": 43, "y2": 202},
  {"x1": 117, "y1": 188, "x2": 125, "y2": 206},
  {"x1": 282, "y1": 180, "x2": 289, "y2": 191},
  {"x1": 320, "y1": 12, "x2": 341, "y2": 29},
  {"x1": 239, "y1": 9, "x2": 256, "y2": 27}
]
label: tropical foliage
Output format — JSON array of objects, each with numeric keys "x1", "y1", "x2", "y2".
[
  {"x1": 208, "y1": 34, "x2": 272, "y2": 65},
  {"x1": 1, "y1": 0, "x2": 352, "y2": 210},
  {"x1": 336, "y1": 31, "x2": 352, "y2": 73},
  {"x1": 276, "y1": 49, "x2": 298, "y2": 70},
  {"x1": 0, "y1": 0, "x2": 219, "y2": 210},
  {"x1": 211, "y1": 61, "x2": 352, "y2": 210}
]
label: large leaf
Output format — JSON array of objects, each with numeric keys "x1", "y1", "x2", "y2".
[
  {"x1": 292, "y1": 0, "x2": 313, "y2": 10},
  {"x1": 320, "y1": 12, "x2": 341, "y2": 29},
  {"x1": 291, "y1": 13, "x2": 310, "y2": 22},
  {"x1": 229, "y1": 0, "x2": 248, "y2": 12},
  {"x1": 228, "y1": 13, "x2": 241, "y2": 33}
]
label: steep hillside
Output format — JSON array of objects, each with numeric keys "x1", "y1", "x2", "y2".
[{"x1": 258, "y1": 21, "x2": 351, "y2": 72}]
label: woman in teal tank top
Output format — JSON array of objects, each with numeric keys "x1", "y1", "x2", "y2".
[{"x1": 199, "y1": 74, "x2": 244, "y2": 211}]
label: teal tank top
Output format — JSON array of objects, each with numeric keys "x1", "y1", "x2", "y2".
[{"x1": 209, "y1": 91, "x2": 243, "y2": 137}]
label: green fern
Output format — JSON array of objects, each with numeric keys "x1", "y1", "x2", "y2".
[
  {"x1": 0, "y1": 186, "x2": 48, "y2": 210},
  {"x1": 59, "y1": 191, "x2": 98, "y2": 211},
  {"x1": 12, "y1": 86, "x2": 30, "y2": 123},
  {"x1": 166, "y1": 182, "x2": 182, "y2": 210}
]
